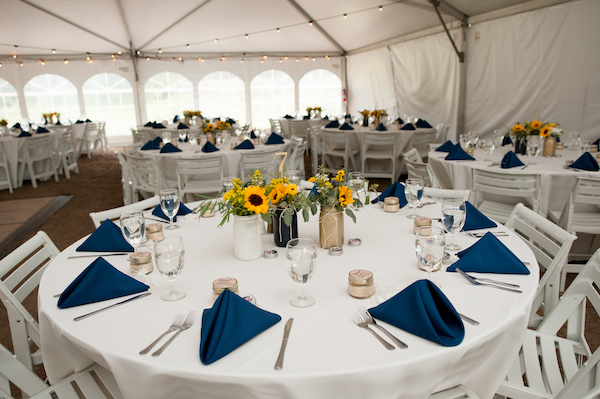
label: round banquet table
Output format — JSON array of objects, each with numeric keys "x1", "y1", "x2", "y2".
[
  {"x1": 38, "y1": 200, "x2": 538, "y2": 399},
  {"x1": 428, "y1": 146, "x2": 600, "y2": 217},
  {"x1": 322, "y1": 125, "x2": 435, "y2": 154}
]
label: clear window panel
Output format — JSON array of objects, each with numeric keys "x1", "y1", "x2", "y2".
[
  {"x1": 198, "y1": 71, "x2": 246, "y2": 125},
  {"x1": 24, "y1": 74, "x2": 80, "y2": 124},
  {"x1": 251, "y1": 70, "x2": 294, "y2": 130},
  {"x1": 0, "y1": 78, "x2": 22, "y2": 124},
  {"x1": 299, "y1": 69, "x2": 342, "y2": 118},
  {"x1": 144, "y1": 72, "x2": 194, "y2": 122}
]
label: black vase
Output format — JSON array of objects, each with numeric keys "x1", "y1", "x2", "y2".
[
  {"x1": 362, "y1": 116, "x2": 369, "y2": 127},
  {"x1": 273, "y1": 208, "x2": 298, "y2": 247},
  {"x1": 514, "y1": 137, "x2": 527, "y2": 155}
]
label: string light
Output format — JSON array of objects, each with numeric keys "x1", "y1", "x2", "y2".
[
  {"x1": 312, "y1": 57, "x2": 315, "y2": 61},
  {"x1": 284, "y1": 56, "x2": 288, "y2": 60},
  {"x1": 64, "y1": 59, "x2": 69, "y2": 64},
  {"x1": 88, "y1": 58, "x2": 92, "y2": 63},
  {"x1": 344, "y1": 14, "x2": 347, "y2": 19},
  {"x1": 214, "y1": 38, "x2": 218, "y2": 43},
  {"x1": 111, "y1": 54, "x2": 116, "y2": 59},
  {"x1": 158, "y1": 49, "x2": 162, "y2": 53},
  {"x1": 12, "y1": 54, "x2": 17, "y2": 59},
  {"x1": 220, "y1": 56, "x2": 225, "y2": 61},
  {"x1": 276, "y1": 28, "x2": 280, "y2": 33},
  {"x1": 178, "y1": 57, "x2": 182, "y2": 61},
  {"x1": 198, "y1": 57, "x2": 201, "y2": 61},
  {"x1": 19, "y1": 62, "x2": 23, "y2": 67},
  {"x1": 305, "y1": 56, "x2": 308, "y2": 60},
  {"x1": 279, "y1": 59, "x2": 282, "y2": 63},
  {"x1": 146, "y1": 56, "x2": 150, "y2": 61},
  {"x1": 263, "y1": 55, "x2": 268, "y2": 59},
  {"x1": 260, "y1": 59, "x2": 264, "y2": 63},
  {"x1": 309, "y1": 21, "x2": 313, "y2": 26},
  {"x1": 135, "y1": 50, "x2": 140, "y2": 55},
  {"x1": 379, "y1": 5, "x2": 383, "y2": 11},
  {"x1": 186, "y1": 44, "x2": 190, "y2": 48},
  {"x1": 52, "y1": 49, "x2": 56, "y2": 54},
  {"x1": 171, "y1": 57, "x2": 175, "y2": 61},
  {"x1": 201, "y1": 58, "x2": 204, "y2": 62},
  {"x1": 86, "y1": 55, "x2": 91, "y2": 61},
  {"x1": 0, "y1": 63, "x2": 2, "y2": 67},
  {"x1": 117, "y1": 51, "x2": 122, "y2": 55},
  {"x1": 241, "y1": 59, "x2": 244, "y2": 63},
  {"x1": 296, "y1": 58, "x2": 299, "y2": 62},
  {"x1": 40, "y1": 59, "x2": 45, "y2": 65},
  {"x1": 245, "y1": 34, "x2": 249, "y2": 39}
]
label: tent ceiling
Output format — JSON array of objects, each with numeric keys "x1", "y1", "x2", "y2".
[{"x1": 2, "y1": 0, "x2": 533, "y2": 60}]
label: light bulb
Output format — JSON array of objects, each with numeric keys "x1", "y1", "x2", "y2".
[{"x1": 64, "y1": 59, "x2": 69, "y2": 64}]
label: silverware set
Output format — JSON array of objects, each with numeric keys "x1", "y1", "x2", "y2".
[
  {"x1": 353, "y1": 307, "x2": 407, "y2": 350},
  {"x1": 464, "y1": 231, "x2": 509, "y2": 238},
  {"x1": 140, "y1": 311, "x2": 196, "y2": 356},
  {"x1": 455, "y1": 268, "x2": 522, "y2": 293}
]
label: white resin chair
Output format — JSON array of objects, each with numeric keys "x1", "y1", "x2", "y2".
[
  {"x1": 321, "y1": 130, "x2": 359, "y2": 173},
  {"x1": 89, "y1": 195, "x2": 161, "y2": 228},
  {"x1": 115, "y1": 151, "x2": 135, "y2": 205},
  {"x1": 176, "y1": 155, "x2": 223, "y2": 201},
  {"x1": 285, "y1": 136, "x2": 307, "y2": 179},
  {"x1": 288, "y1": 120, "x2": 309, "y2": 149},
  {"x1": 309, "y1": 125, "x2": 323, "y2": 175},
  {"x1": 423, "y1": 187, "x2": 470, "y2": 202},
  {"x1": 408, "y1": 129, "x2": 438, "y2": 161},
  {"x1": 269, "y1": 119, "x2": 283, "y2": 136},
  {"x1": 406, "y1": 158, "x2": 440, "y2": 188},
  {"x1": 17, "y1": 134, "x2": 59, "y2": 188},
  {"x1": 127, "y1": 154, "x2": 177, "y2": 201},
  {"x1": 239, "y1": 149, "x2": 284, "y2": 180},
  {"x1": 429, "y1": 385, "x2": 480, "y2": 399},
  {"x1": 361, "y1": 132, "x2": 402, "y2": 183},
  {"x1": 505, "y1": 203, "x2": 576, "y2": 328},
  {"x1": 0, "y1": 141, "x2": 13, "y2": 193},
  {"x1": 55, "y1": 127, "x2": 79, "y2": 179},
  {"x1": 0, "y1": 231, "x2": 59, "y2": 371}
]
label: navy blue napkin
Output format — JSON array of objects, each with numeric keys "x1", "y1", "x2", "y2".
[
  {"x1": 369, "y1": 280, "x2": 464, "y2": 346},
  {"x1": 76, "y1": 220, "x2": 134, "y2": 252},
  {"x1": 160, "y1": 143, "x2": 182, "y2": 153},
  {"x1": 200, "y1": 290, "x2": 281, "y2": 364},
  {"x1": 435, "y1": 140, "x2": 455, "y2": 152},
  {"x1": 75, "y1": 120, "x2": 84, "y2": 124},
  {"x1": 339, "y1": 122, "x2": 354, "y2": 131},
  {"x1": 323, "y1": 116, "x2": 329, "y2": 120},
  {"x1": 371, "y1": 182, "x2": 409, "y2": 207},
  {"x1": 462, "y1": 201, "x2": 497, "y2": 231},
  {"x1": 153, "y1": 124, "x2": 166, "y2": 129},
  {"x1": 18, "y1": 131, "x2": 31, "y2": 137},
  {"x1": 36, "y1": 127, "x2": 50, "y2": 133},
  {"x1": 202, "y1": 141, "x2": 220, "y2": 153},
  {"x1": 593, "y1": 138, "x2": 599, "y2": 146},
  {"x1": 325, "y1": 120, "x2": 340, "y2": 128},
  {"x1": 502, "y1": 135, "x2": 513, "y2": 146},
  {"x1": 395, "y1": 118, "x2": 404, "y2": 124},
  {"x1": 140, "y1": 140, "x2": 160, "y2": 150},
  {"x1": 235, "y1": 140, "x2": 255, "y2": 150},
  {"x1": 375, "y1": 123, "x2": 387, "y2": 131},
  {"x1": 152, "y1": 203, "x2": 192, "y2": 222},
  {"x1": 265, "y1": 133, "x2": 284, "y2": 145},
  {"x1": 501, "y1": 151, "x2": 524, "y2": 168},
  {"x1": 445, "y1": 145, "x2": 475, "y2": 161},
  {"x1": 447, "y1": 232, "x2": 530, "y2": 274},
  {"x1": 56, "y1": 121, "x2": 62, "y2": 125},
  {"x1": 12, "y1": 122, "x2": 20, "y2": 129},
  {"x1": 416, "y1": 119, "x2": 433, "y2": 128},
  {"x1": 226, "y1": 118, "x2": 236, "y2": 125},
  {"x1": 250, "y1": 130, "x2": 258, "y2": 139},
  {"x1": 144, "y1": 121, "x2": 154, "y2": 127},
  {"x1": 303, "y1": 116, "x2": 310, "y2": 120},
  {"x1": 177, "y1": 123, "x2": 189, "y2": 129},
  {"x1": 284, "y1": 115, "x2": 294, "y2": 119},
  {"x1": 401, "y1": 123, "x2": 416, "y2": 130},
  {"x1": 85, "y1": 119, "x2": 92, "y2": 123},
  {"x1": 173, "y1": 115, "x2": 179, "y2": 123},
  {"x1": 152, "y1": 136, "x2": 162, "y2": 144},
  {"x1": 57, "y1": 257, "x2": 149, "y2": 309},
  {"x1": 568, "y1": 152, "x2": 599, "y2": 171}
]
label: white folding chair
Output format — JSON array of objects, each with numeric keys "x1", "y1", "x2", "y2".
[
  {"x1": 55, "y1": 127, "x2": 79, "y2": 179},
  {"x1": 284, "y1": 136, "x2": 307, "y2": 179},
  {"x1": 429, "y1": 385, "x2": 480, "y2": 399},
  {"x1": 89, "y1": 195, "x2": 160, "y2": 228},
  {"x1": 288, "y1": 120, "x2": 309, "y2": 149},
  {"x1": 406, "y1": 158, "x2": 441, "y2": 188},
  {"x1": 130, "y1": 128, "x2": 145, "y2": 144},
  {"x1": 127, "y1": 154, "x2": 177, "y2": 201},
  {"x1": 239, "y1": 149, "x2": 284, "y2": 180},
  {"x1": 269, "y1": 119, "x2": 283, "y2": 136},
  {"x1": 471, "y1": 168, "x2": 541, "y2": 224},
  {"x1": 309, "y1": 125, "x2": 323, "y2": 175},
  {"x1": 496, "y1": 249, "x2": 600, "y2": 399},
  {"x1": 399, "y1": 147, "x2": 423, "y2": 176},
  {"x1": 505, "y1": 203, "x2": 576, "y2": 328},
  {"x1": 408, "y1": 129, "x2": 438, "y2": 162},
  {"x1": 0, "y1": 141, "x2": 13, "y2": 193},
  {"x1": 17, "y1": 134, "x2": 59, "y2": 188},
  {"x1": 77, "y1": 122, "x2": 94, "y2": 158},
  {"x1": 176, "y1": 155, "x2": 223, "y2": 202},
  {"x1": 423, "y1": 187, "x2": 470, "y2": 202},
  {"x1": 361, "y1": 132, "x2": 402, "y2": 183},
  {"x1": 115, "y1": 151, "x2": 135, "y2": 205},
  {"x1": 0, "y1": 231, "x2": 59, "y2": 371},
  {"x1": 0, "y1": 342, "x2": 123, "y2": 399},
  {"x1": 321, "y1": 130, "x2": 359, "y2": 173}
]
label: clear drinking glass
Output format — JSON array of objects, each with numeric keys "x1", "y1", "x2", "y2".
[
  {"x1": 160, "y1": 189, "x2": 180, "y2": 230},
  {"x1": 119, "y1": 210, "x2": 146, "y2": 251},
  {"x1": 493, "y1": 130, "x2": 504, "y2": 147},
  {"x1": 285, "y1": 170, "x2": 301, "y2": 187},
  {"x1": 527, "y1": 136, "x2": 541, "y2": 158},
  {"x1": 222, "y1": 176, "x2": 236, "y2": 194},
  {"x1": 442, "y1": 200, "x2": 466, "y2": 257},
  {"x1": 188, "y1": 132, "x2": 198, "y2": 145},
  {"x1": 155, "y1": 236, "x2": 186, "y2": 301},
  {"x1": 481, "y1": 139, "x2": 495, "y2": 161},
  {"x1": 468, "y1": 131, "x2": 479, "y2": 148},
  {"x1": 161, "y1": 131, "x2": 171, "y2": 144},
  {"x1": 405, "y1": 178, "x2": 424, "y2": 219},
  {"x1": 459, "y1": 134, "x2": 470, "y2": 149},
  {"x1": 178, "y1": 131, "x2": 187, "y2": 142},
  {"x1": 415, "y1": 226, "x2": 445, "y2": 286},
  {"x1": 578, "y1": 140, "x2": 591, "y2": 157},
  {"x1": 285, "y1": 238, "x2": 317, "y2": 307},
  {"x1": 348, "y1": 171, "x2": 365, "y2": 207}
]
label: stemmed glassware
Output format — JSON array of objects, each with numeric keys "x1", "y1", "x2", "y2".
[
  {"x1": 468, "y1": 131, "x2": 479, "y2": 148},
  {"x1": 493, "y1": 130, "x2": 504, "y2": 148},
  {"x1": 459, "y1": 134, "x2": 470, "y2": 149},
  {"x1": 119, "y1": 210, "x2": 146, "y2": 251},
  {"x1": 441, "y1": 200, "x2": 466, "y2": 262},
  {"x1": 285, "y1": 238, "x2": 317, "y2": 307},
  {"x1": 285, "y1": 170, "x2": 301, "y2": 187},
  {"x1": 405, "y1": 178, "x2": 424, "y2": 219},
  {"x1": 415, "y1": 226, "x2": 445, "y2": 286},
  {"x1": 348, "y1": 171, "x2": 365, "y2": 208},
  {"x1": 527, "y1": 136, "x2": 541, "y2": 158},
  {"x1": 160, "y1": 189, "x2": 180, "y2": 230},
  {"x1": 481, "y1": 139, "x2": 495, "y2": 161},
  {"x1": 155, "y1": 236, "x2": 186, "y2": 301},
  {"x1": 161, "y1": 131, "x2": 171, "y2": 144}
]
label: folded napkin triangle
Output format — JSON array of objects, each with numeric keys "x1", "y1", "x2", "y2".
[
  {"x1": 401, "y1": 123, "x2": 416, "y2": 131},
  {"x1": 250, "y1": 130, "x2": 258, "y2": 139},
  {"x1": 160, "y1": 143, "x2": 182, "y2": 153},
  {"x1": 58, "y1": 257, "x2": 149, "y2": 309},
  {"x1": 177, "y1": 122, "x2": 189, "y2": 129},
  {"x1": 569, "y1": 152, "x2": 599, "y2": 171},
  {"x1": 153, "y1": 124, "x2": 166, "y2": 129},
  {"x1": 462, "y1": 201, "x2": 497, "y2": 231},
  {"x1": 371, "y1": 182, "x2": 408, "y2": 207},
  {"x1": 265, "y1": 133, "x2": 284, "y2": 145},
  {"x1": 416, "y1": 119, "x2": 432, "y2": 128},
  {"x1": 325, "y1": 120, "x2": 340, "y2": 128},
  {"x1": 375, "y1": 123, "x2": 387, "y2": 131},
  {"x1": 76, "y1": 219, "x2": 134, "y2": 252},
  {"x1": 200, "y1": 290, "x2": 281, "y2": 364},
  {"x1": 447, "y1": 232, "x2": 530, "y2": 274},
  {"x1": 235, "y1": 140, "x2": 255, "y2": 150},
  {"x1": 18, "y1": 131, "x2": 31, "y2": 137},
  {"x1": 37, "y1": 127, "x2": 50, "y2": 133},
  {"x1": 202, "y1": 141, "x2": 219, "y2": 153},
  {"x1": 435, "y1": 140, "x2": 455, "y2": 152},
  {"x1": 445, "y1": 145, "x2": 475, "y2": 161},
  {"x1": 395, "y1": 118, "x2": 404, "y2": 124},
  {"x1": 369, "y1": 280, "x2": 464, "y2": 346},
  {"x1": 339, "y1": 122, "x2": 354, "y2": 131},
  {"x1": 502, "y1": 135, "x2": 513, "y2": 146},
  {"x1": 140, "y1": 140, "x2": 160, "y2": 150},
  {"x1": 284, "y1": 115, "x2": 294, "y2": 119},
  {"x1": 152, "y1": 203, "x2": 192, "y2": 222},
  {"x1": 501, "y1": 151, "x2": 524, "y2": 168}
]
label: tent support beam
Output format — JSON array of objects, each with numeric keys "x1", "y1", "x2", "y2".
[
  {"x1": 429, "y1": 0, "x2": 465, "y2": 63},
  {"x1": 428, "y1": 0, "x2": 467, "y2": 21},
  {"x1": 19, "y1": 0, "x2": 129, "y2": 51},
  {"x1": 285, "y1": 0, "x2": 346, "y2": 55}
]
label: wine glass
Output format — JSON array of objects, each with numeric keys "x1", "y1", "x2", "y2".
[
  {"x1": 119, "y1": 211, "x2": 146, "y2": 251},
  {"x1": 285, "y1": 170, "x2": 301, "y2": 187},
  {"x1": 347, "y1": 171, "x2": 365, "y2": 207},
  {"x1": 468, "y1": 131, "x2": 479, "y2": 148},
  {"x1": 178, "y1": 131, "x2": 187, "y2": 142},
  {"x1": 481, "y1": 139, "x2": 495, "y2": 161},
  {"x1": 405, "y1": 178, "x2": 424, "y2": 219},
  {"x1": 155, "y1": 236, "x2": 186, "y2": 301},
  {"x1": 441, "y1": 200, "x2": 466, "y2": 261},
  {"x1": 578, "y1": 140, "x2": 590, "y2": 157},
  {"x1": 493, "y1": 130, "x2": 503, "y2": 147},
  {"x1": 415, "y1": 226, "x2": 445, "y2": 286},
  {"x1": 160, "y1": 189, "x2": 180, "y2": 230},
  {"x1": 527, "y1": 136, "x2": 541, "y2": 158},
  {"x1": 285, "y1": 238, "x2": 317, "y2": 307},
  {"x1": 161, "y1": 131, "x2": 171, "y2": 144},
  {"x1": 459, "y1": 134, "x2": 470, "y2": 149}
]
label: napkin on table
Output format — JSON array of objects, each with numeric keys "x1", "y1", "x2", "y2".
[
  {"x1": 395, "y1": 118, "x2": 404, "y2": 124},
  {"x1": 303, "y1": 116, "x2": 310, "y2": 120},
  {"x1": 401, "y1": 123, "x2": 416, "y2": 131},
  {"x1": 416, "y1": 119, "x2": 433, "y2": 128},
  {"x1": 323, "y1": 116, "x2": 329, "y2": 120},
  {"x1": 140, "y1": 140, "x2": 160, "y2": 150},
  {"x1": 18, "y1": 131, "x2": 31, "y2": 137},
  {"x1": 58, "y1": 257, "x2": 149, "y2": 309},
  {"x1": 375, "y1": 123, "x2": 387, "y2": 131},
  {"x1": 153, "y1": 124, "x2": 166, "y2": 129},
  {"x1": 445, "y1": 145, "x2": 475, "y2": 161},
  {"x1": 55, "y1": 121, "x2": 62, "y2": 125},
  {"x1": 447, "y1": 232, "x2": 530, "y2": 274},
  {"x1": 85, "y1": 119, "x2": 92, "y2": 123},
  {"x1": 160, "y1": 143, "x2": 182, "y2": 153},
  {"x1": 435, "y1": 140, "x2": 455, "y2": 152},
  {"x1": 177, "y1": 123, "x2": 189, "y2": 129},
  {"x1": 173, "y1": 115, "x2": 179, "y2": 123},
  {"x1": 462, "y1": 201, "x2": 497, "y2": 231},
  {"x1": 12, "y1": 122, "x2": 20, "y2": 129},
  {"x1": 200, "y1": 290, "x2": 281, "y2": 364},
  {"x1": 568, "y1": 152, "x2": 599, "y2": 171},
  {"x1": 502, "y1": 135, "x2": 513, "y2": 146},
  {"x1": 144, "y1": 121, "x2": 154, "y2": 127},
  {"x1": 265, "y1": 133, "x2": 284, "y2": 145},
  {"x1": 250, "y1": 130, "x2": 258, "y2": 139},
  {"x1": 37, "y1": 127, "x2": 50, "y2": 133},
  {"x1": 369, "y1": 280, "x2": 464, "y2": 346},
  {"x1": 152, "y1": 203, "x2": 192, "y2": 222},
  {"x1": 284, "y1": 115, "x2": 294, "y2": 119},
  {"x1": 202, "y1": 141, "x2": 219, "y2": 153},
  {"x1": 76, "y1": 220, "x2": 134, "y2": 252},
  {"x1": 501, "y1": 151, "x2": 524, "y2": 168},
  {"x1": 339, "y1": 122, "x2": 354, "y2": 131},
  {"x1": 325, "y1": 120, "x2": 340, "y2": 128},
  {"x1": 371, "y1": 182, "x2": 409, "y2": 207},
  {"x1": 75, "y1": 120, "x2": 85, "y2": 124},
  {"x1": 235, "y1": 140, "x2": 255, "y2": 150}
]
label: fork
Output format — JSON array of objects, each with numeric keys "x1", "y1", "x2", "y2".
[
  {"x1": 360, "y1": 306, "x2": 407, "y2": 349},
  {"x1": 353, "y1": 311, "x2": 395, "y2": 350},
  {"x1": 416, "y1": 201, "x2": 436, "y2": 208},
  {"x1": 465, "y1": 231, "x2": 509, "y2": 238},
  {"x1": 152, "y1": 311, "x2": 196, "y2": 357},
  {"x1": 487, "y1": 162, "x2": 500, "y2": 168},
  {"x1": 458, "y1": 271, "x2": 520, "y2": 289},
  {"x1": 456, "y1": 268, "x2": 522, "y2": 293},
  {"x1": 139, "y1": 313, "x2": 185, "y2": 355}
]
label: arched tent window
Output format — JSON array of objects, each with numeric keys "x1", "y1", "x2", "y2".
[
  {"x1": 299, "y1": 69, "x2": 342, "y2": 117},
  {"x1": 24, "y1": 74, "x2": 80, "y2": 124},
  {"x1": 144, "y1": 72, "x2": 193, "y2": 122},
  {"x1": 0, "y1": 78, "x2": 21, "y2": 124},
  {"x1": 251, "y1": 70, "x2": 294, "y2": 130},
  {"x1": 83, "y1": 73, "x2": 136, "y2": 137},
  {"x1": 199, "y1": 71, "x2": 246, "y2": 125}
]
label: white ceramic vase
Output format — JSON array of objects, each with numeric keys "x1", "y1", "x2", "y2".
[{"x1": 233, "y1": 214, "x2": 262, "y2": 261}]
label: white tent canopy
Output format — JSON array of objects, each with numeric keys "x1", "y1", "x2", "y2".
[{"x1": 0, "y1": 0, "x2": 598, "y2": 142}]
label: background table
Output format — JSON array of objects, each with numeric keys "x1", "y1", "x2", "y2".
[
  {"x1": 0, "y1": 132, "x2": 59, "y2": 187},
  {"x1": 39, "y1": 201, "x2": 538, "y2": 399}
]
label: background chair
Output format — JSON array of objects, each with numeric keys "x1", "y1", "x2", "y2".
[
  {"x1": 309, "y1": 125, "x2": 323, "y2": 175},
  {"x1": 360, "y1": 132, "x2": 402, "y2": 183},
  {"x1": 17, "y1": 134, "x2": 59, "y2": 188},
  {"x1": 321, "y1": 130, "x2": 359, "y2": 173},
  {"x1": 127, "y1": 154, "x2": 177, "y2": 201},
  {"x1": 285, "y1": 136, "x2": 307, "y2": 179},
  {"x1": 0, "y1": 142, "x2": 13, "y2": 193},
  {"x1": 54, "y1": 127, "x2": 79, "y2": 179},
  {"x1": 434, "y1": 124, "x2": 449, "y2": 144},
  {"x1": 89, "y1": 195, "x2": 160, "y2": 228},
  {"x1": 288, "y1": 120, "x2": 309, "y2": 150},
  {"x1": 239, "y1": 149, "x2": 284, "y2": 180},
  {"x1": 130, "y1": 128, "x2": 146, "y2": 144},
  {"x1": 429, "y1": 385, "x2": 480, "y2": 399},
  {"x1": 115, "y1": 151, "x2": 135, "y2": 205},
  {"x1": 423, "y1": 187, "x2": 470, "y2": 202},
  {"x1": 176, "y1": 155, "x2": 223, "y2": 202},
  {"x1": 505, "y1": 203, "x2": 576, "y2": 328},
  {"x1": 471, "y1": 168, "x2": 540, "y2": 224},
  {"x1": 406, "y1": 158, "x2": 440, "y2": 188},
  {"x1": 407, "y1": 129, "x2": 438, "y2": 162},
  {"x1": 269, "y1": 119, "x2": 284, "y2": 137}
]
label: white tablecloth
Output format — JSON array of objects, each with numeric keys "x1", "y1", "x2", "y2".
[
  {"x1": 428, "y1": 147, "x2": 600, "y2": 216},
  {"x1": 39, "y1": 201, "x2": 538, "y2": 399}
]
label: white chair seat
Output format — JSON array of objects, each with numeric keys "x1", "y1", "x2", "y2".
[{"x1": 476, "y1": 201, "x2": 518, "y2": 224}]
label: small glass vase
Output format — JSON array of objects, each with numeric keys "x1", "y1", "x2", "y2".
[
  {"x1": 543, "y1": 136, "x2": 557, "y2": 157},
  {"x1": 273, "y1": 208, "x2": 298, "y2": 247},
  {"x1": 233, "y1": 214, "x2": 262, "y2": 261},
  {"x1": 319, "y1": 206, "x2": 344, "y2": 249}
]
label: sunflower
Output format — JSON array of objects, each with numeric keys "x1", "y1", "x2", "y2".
[
  {"x1": 540, "y1": 125, "x2": 552, "y2": 138},
  {"x1": 288, "y1": 184, "x2": 298, "y2": 195},
  {"x1": 334, "y1": 170, "x2": 345, "y2": 182},
  {"x1": 531, "y1": 120, "x2": 542, "y2": 129},
  {"x1": 244, "y1": 186, "x2": 269, "y2": 214},
  {"x1": 268, "y1": 189, "x2": 284, "y2": 204},
  {"x1": 512, "y1": 124, "x2": 524, "y2": 132},
  {"x1": 338, "y1": 186, "x2": 354, "y2": 207}
]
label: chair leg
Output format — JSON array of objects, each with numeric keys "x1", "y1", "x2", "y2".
[{"x1": 27, "y1": 162, "x2": 37, "y2": 188}]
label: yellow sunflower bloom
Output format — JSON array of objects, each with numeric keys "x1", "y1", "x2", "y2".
[
  {"x1": 334, "y1": 170, "x2": 345, "y2": 182},
  {"x1": 244, "y1": 186, "x2": 269, "y2": 214},
  {"x1": 540, "y1": 125, "x2": 552, "y2": 138},
  {"x1": 268, "y1": 189, "x2": 283, "y2": 204},
  {"x1": 288, "y1": 184, "x2": 298, "y2": 195},
  {"x1": 512, "y1": 124, "x2": 524, "y2": 132},
  {"x1": 531, "y1": 120, "x2": 542, "y2": 129},
  {"x1": 338, "y1": 186, "x2": 354, "y2": 207},
  {"x1": 308, "y1": 176, "x2": 316, "y2": 183},
  {"x1": 550, "y1": 123, "x2": 557, "y2": 128},
  {"x1": 275, "y1": 182, "x2": 289, "y2": 197}
]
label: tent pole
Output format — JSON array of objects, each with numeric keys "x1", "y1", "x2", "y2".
[{"x1": 456, "y1": 26, "x2": 467, "y2": 139}]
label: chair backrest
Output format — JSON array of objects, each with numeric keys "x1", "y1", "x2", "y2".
[
  {"x1": 115, "y1": 151, "x2": 135, "y2": 205},
  {"x1": 176, "y1": 155, "x2": 223, "y2": 195},
  {"x1": 25, "y1": 134, "x2": 53, "y2": 155},
  {"x1": 0, "y1": 142, "x2": 13, "y2": 193},
  {"x1": 310, "y1": 126, "x2": 323, "y2": 175},
  {"x1": 0, "y1": 231, "x2": 59, "y2": 370},
  {"x1": 471, "y1": 168, "x2": 541, "y2": 212},
  {"x1": 288, "y1": 120, "x2": 309, "y2": 141},
  {"x1": 89, "y1": 195, "x2": 160, "y2": 228},
  {"x1": 125, "y1": 154, "x2": 159, "y2": 195},
  {"x1": 363, "y1": 132, "x2": 398, "y2": 148},
  {"x1": 402, "y1": 148, "x2": 423, "y2": 164},
  {"x1": 130, "y1": 128, "x2": 145, "y2": 144},
  {"x1": 85, "y1": 122, "x2": 102, "y2": 139},
  {"x1": 558, "y1": 177, "x2": 600, "y2": 233},
  {"x1": 409, "y1": 130, "x2": 438, "y2": 159},
  {"x1": 429, "y1": 385, "x2": 480, "y2": 399},
  {"x1": 269, "y1": 119, "x2": 282, "y2": 134},
  {"x1": 285, "y1": 138, "x2": 307, "y2": 178},
  {"x1": 240, "y1": 149, "x2": 283, "y2": 180},
  {"x1": 423, "y1": 187, "x2": 470, "y2": 202},
  {"x1": 405, "y1": 158, "x2": 440, "y2": 188},
  {"x1": 505, "y1": 203, "x2": 576, "y2": 328}
]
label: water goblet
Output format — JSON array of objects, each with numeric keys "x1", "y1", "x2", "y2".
[
  {"x1": 285, "y1": 238, "x2": 317, "y2": 307},
  {"x1": 188, "y1": 132, "x2": 198, "y2": 145},
  {"x1": 347, "y1": 171, "x2": 366, "y2": 206},
  {"x1": 441, "y1": 199, "x2": 466, "y2": 261},
  {"x1": 493, "y1": 130, "x2": 504, "y2": 147},
  {"x1": 405, "y1": 178, "x2": 424, "y2": 219},
  {"x1": 160, "y1": 189, "x2": 180, "y2": 230},
  {"x1": 527, "y1": 136, "x2": 541, "y2": 158},
  {"x1": 119, "y1": 210, "x2": 146, "y2": 251},
  {"x1": 578, "y1": 140, "x2": 590, "y2": 157},
  {"x1": 178, "y1": 131, "x2": 188, "y2": 142},
  {"x1": 161, "y1": 131, "x2": 171, "y2": 145},
  {"x1": 468, "y1": 131, "x2": 479, "y2": 148},
  {"x1": 481, "y1": 139, "x2": 495, "y2": 161},
  {"x1": 459, "y1": 134, "x2": 470, "y2": 149},
  {"x1": 415, "y1": 226, "x2": 445, "y2": 286},
  {"x1": 285, "y1": 170, "x2": 301, "y2": 187},
  {"x1": 222, "y1": 176, "x2": 237, "y2": 194},
  {"x1": 155, "y1": 236, "x2": 186, "y2": 301}
]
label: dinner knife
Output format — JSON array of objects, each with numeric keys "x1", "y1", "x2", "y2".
[
  {"x1": 274, "y1": 318, "x2": 293, "y2": 371},
  {"x1": 67, "y1": 253, "x2": 129, "y2": 259},
  {"x1": 73, "y1": 292, "x2": 152, "y2": 321}
]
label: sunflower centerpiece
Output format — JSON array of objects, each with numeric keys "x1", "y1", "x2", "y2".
[
  {"x1": 203, "y1": 121, "x2": 217, "y2": 145},
  {"x1": 509, "y1": 120, "x2": 560, "y2": 155}
]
